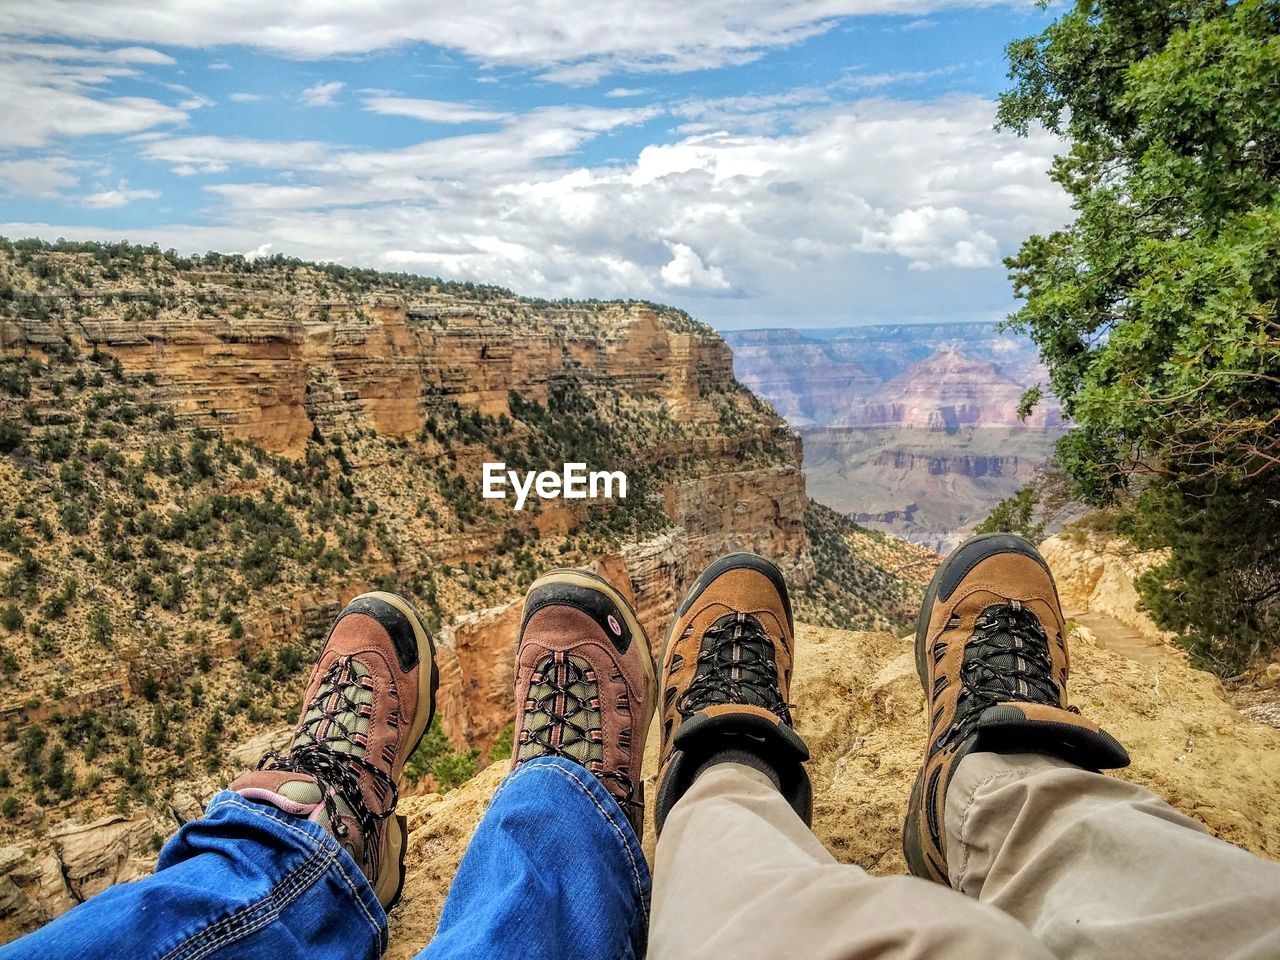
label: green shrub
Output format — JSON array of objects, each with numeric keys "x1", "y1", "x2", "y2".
[
  {"x1": 405, "y1": 715, "x2": 480, "y2": 792},
  {"x1": 0, "y1": 605, "x2": 22, "y2": 632},
  {"x1": 488, "y1": 723, "x2": 514, "y2": 763},
  {"x1": 0, "y1": 421, "x2": 24, "y2": 453}
]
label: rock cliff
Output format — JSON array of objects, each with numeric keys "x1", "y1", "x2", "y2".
[
  {"x1": 725, "y1": 325, "x2": 1065, "y2": 549},
  {"x1": 804, "y1": 426, "x2": 1062, "y2": 551},
  {"x1": 724, "y1": 323, "x2": 1062, "y2": 430},
  {"x1": 0, "y1": 243, "x2": 929, "y2": 938}
]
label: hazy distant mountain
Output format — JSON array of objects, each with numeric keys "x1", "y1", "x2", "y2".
[
  {"x1": 725, "y1": 323, "x2": 1064, "y2": 551},
  {"x1": 724, "y1": 323, "x2": 1061, "y2": 429}
]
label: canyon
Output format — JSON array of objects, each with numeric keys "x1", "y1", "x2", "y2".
[
  {"x1": 0, "y1": 243, "x2": 925, "y2": 936},
  {"x1": 726, "y1": 323, "x2": 1065, "y2": 550}
]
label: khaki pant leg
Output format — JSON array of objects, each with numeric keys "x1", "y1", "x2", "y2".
[
  {"x1": 947, "y1": 751, "x2": 1280, "y2": 960},
  {"x1": 650, "y1": 763, "x2": 1056, "y2": 960}
]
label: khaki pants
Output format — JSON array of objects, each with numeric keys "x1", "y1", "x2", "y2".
[{"x1": 650, "y1": 754, "x2": 1280, "y2": 960}]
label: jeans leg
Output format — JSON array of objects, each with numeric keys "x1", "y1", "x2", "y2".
[
  {"x1": 419, "y1": 757, "x2": 650, "y2": 960},
  {"x1": 0, "y1": 791, "x2": 386, "y2": 960}
]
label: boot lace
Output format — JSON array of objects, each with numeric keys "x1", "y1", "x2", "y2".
[
  {"x1": 257, "y1": 656, "x2": 398, "y2": 873},
  {"x1": 520, "y1": 654, "x2": 641, "y2": 818},
  {"x1": 939, "y1": 601, "x2": 1062, "y2": 750},
  {"x1": 676, "y1": 613, "x2": 792, "y2": 724}
]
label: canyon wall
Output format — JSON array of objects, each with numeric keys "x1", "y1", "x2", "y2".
[
  {"x1": 48, "y1": 299, "x2": 733, "y2": 458},
  {"x1": 0, "y1": 251, "x2": 810, "y2": 767}
]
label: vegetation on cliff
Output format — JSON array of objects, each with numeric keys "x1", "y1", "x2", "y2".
[
  {"x1": 999, "y1": 0, "x2": 1280, "y2": 673},
  {"x1": 0, "y1": 243, "x2": 927, "y2": 866},
  {"x1": 797, "y1": 500, "x2": 936, "y2": 631}
]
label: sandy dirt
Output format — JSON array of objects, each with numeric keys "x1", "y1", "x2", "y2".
[{"x1": 386, "y1": 622, "x2": 1280, "y2": 958}]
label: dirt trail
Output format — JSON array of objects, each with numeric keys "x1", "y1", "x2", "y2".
[{"x1": 1066, "y1": 608, "x2": 1182, "y2": 667}]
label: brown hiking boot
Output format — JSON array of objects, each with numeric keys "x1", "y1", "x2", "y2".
[
  {"x1": 653, "y1": 553, "x2": 811, "y2": 835},
  {"x1": 511, "y1": 569, "x2": 655, "y2": 836},
  {"x1": 231, "y1": 592, "x2": 437, "y2": 909},
  {"x1": 904, "y1": 533, "x2": 1130, "y2": 884}
]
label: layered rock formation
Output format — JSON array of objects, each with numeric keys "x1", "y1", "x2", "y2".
[
  {"x1": 1039, "y1": 531, "x2": 1173, "y2": 644},
  {"x1": 725, "y1": 323, "x2": 1062, "y2": 430},
  {"x1": 55, "y1": 300, "x2": 733, "y2": 459},
  {"x1": 836, "y1": 347, "x2": 1062, "y2": 430},
  {"x1": 803, "y1": 427, "x2": 1061, "y2": 551}
]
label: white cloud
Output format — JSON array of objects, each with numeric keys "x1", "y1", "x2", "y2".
[
  {"x1": 858, "y1": 205, "x2": 998, "y2": 269},
  {"x1": 0, "y1": 156, "x2": 81, "y2": 195},
  {"x1": 300, "y1": 80, "x2": 344, "y2": 107},
  {"x1": 363, "y1": 96, "x2": 509, "y2": 124},
  {"x1": 661, "y1": 242, "x2": 730, "y2": 291},
  {"x1": 605, "y1": 87, "x2": 653, "y2": 98},
  {"x1": 82, "y1": 180, "x2": 160, "y2": 207},
  {"x1": 839, "y1": 65, "x2": 960, "y2": 91},
  {"x1": 0, "y1": 2, "x2": 1016, "y2": 80},
  {"x1": 5, "y1": 90, "x2": 1068, "y2": 326},
  {"x1": 0, "y1": 42, "x2": 174, "y2": 65},
  {"x1": 0, "y1": 42, "x2": 188, "y2": 148},
  {"x1": 117, "y1": 95, "x2": 1062, "y2": 319},
  {"x1": 229, "y1": 92, "x2": 263, "y2": 102},
  {"x1": 142, "y1": 135, "x2": 334, "y2": 173}
]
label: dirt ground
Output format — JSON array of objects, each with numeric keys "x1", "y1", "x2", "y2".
[{"x1": 386, "y1": 622, "x2": 1280, "y2": 958}]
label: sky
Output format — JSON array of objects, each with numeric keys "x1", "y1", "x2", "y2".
[{"x1": 0, "y1": 1, "x2": 1073, "y2": 330}]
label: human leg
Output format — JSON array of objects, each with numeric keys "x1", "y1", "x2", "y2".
[{"x1": 420, "y1": 568, "x2": 655, "y2": 960}]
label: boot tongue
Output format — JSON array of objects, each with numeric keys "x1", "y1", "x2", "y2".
[
  {"x1": 277, "y1": 776, "x2": 360, "y2": 831},
  {"x1": 296, "y1": 656, "x2": 375, "y2": 757},
  {"x1": 974, "y1": 703, "x2": 1131, "y2": 769}
]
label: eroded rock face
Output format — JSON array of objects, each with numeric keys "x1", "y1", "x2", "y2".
[
  {"x1": 726, "y1": 324, "x2": 1063, "y2": 431},
  {"x1": 1038, "y1": 532, "x2": 1172, "y2": 642},
  {"x1": 6, "y1": 281, "x2": 813, "y2": 760},
  {"x1": 60, "y1": 303, "x2": 732, "y2": 459},
  {"x1": 0, "y1": 813, "x2": 163, "y2": 938},
  {"x1": 435, "y1": 600, "x2": 522, "y2": 753}
]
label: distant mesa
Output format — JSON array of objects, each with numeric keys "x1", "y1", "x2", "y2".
[{"x1": 726, "y1": 323, "x2": 1065, "y2": 551}]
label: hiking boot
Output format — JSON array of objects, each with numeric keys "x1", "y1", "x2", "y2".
[
  {"x1": 231, "y1": 592, "x2": 438, "y2": 909},
  {"x1": 653, "y1": 553, "x2": 811, "y2": 835},
  {"x1": 904, "y1": 533, "x2": 1130, "y2": 884},
  {"x1": 511, "y1": 569, "x2": 655, "y2": 836}
]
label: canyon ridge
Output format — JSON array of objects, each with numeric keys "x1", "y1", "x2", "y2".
[{"x1": 0, "y1": 241, "x2": 933, "y2": 937}]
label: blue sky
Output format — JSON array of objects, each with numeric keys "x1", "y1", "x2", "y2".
[{"x1": 0, "y1": 1, "x2": 1071, "y2": 329}]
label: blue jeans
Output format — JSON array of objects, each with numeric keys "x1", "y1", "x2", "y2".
[{"x1": 0, "y1": 757, "x2": 649, "y2": 960}]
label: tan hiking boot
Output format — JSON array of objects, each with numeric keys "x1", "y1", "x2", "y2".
[
  {"x1": 231, "y1": 592, "x2": 437, "y2": 909},
  {"x1": 653, "y1": 553, "x2": 811, "y2": 835},
  {"x1": 904, "y1": 533, "x2": 1130, "y2": 884},
  {"x1": 511, "y1": 569, "x2": 656, "y2": 836}
]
